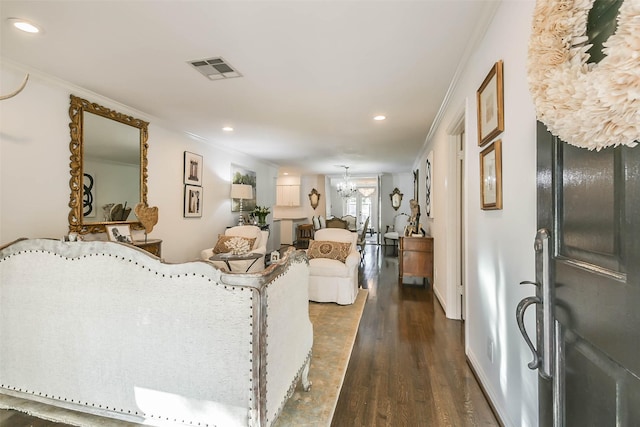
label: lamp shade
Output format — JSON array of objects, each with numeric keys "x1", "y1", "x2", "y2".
[{"x1": 231, "y1": 183, "x2": 253, "y2": 200}]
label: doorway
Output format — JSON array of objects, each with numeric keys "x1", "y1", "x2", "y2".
[{"x1": 447, "y1": 112, "x2": 466, "y2": 321}]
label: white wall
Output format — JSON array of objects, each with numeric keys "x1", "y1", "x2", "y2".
[
  {"x1": 0, "y1": 62, "x2": 278, "y2": 262},
  {"x1": 415, "y1": 1, "x2": 538, "y2": 426}
]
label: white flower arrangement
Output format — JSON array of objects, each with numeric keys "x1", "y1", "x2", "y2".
[
  {"x1": 527, "y1": 0, "x2": 640, "y2": 150},
  {"x1": 225, "y1": 236, "x2": 251, "y2": 255}
]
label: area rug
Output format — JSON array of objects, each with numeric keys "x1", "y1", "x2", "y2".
[
  {"x1": 0, "y1": 289, "x2": 368, "y2": 427},
  {"x1": 274, "y1": 288, "x2": 367, "y2": 427}
]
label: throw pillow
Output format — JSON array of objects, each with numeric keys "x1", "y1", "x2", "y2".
[
  {"x1": 307, "y1": 240, "x2": 351, "y2": 263},
  {"x1": 213, "y1": 235, "x2": 256, "y2": 254}
]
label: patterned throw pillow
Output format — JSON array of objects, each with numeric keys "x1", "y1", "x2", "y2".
[
  {"x1": 307, "y1": 240, "x2": 351, "y2": 263},
  {"x1": 212, "y1": 235, "x2": 256, "y2": 254}
]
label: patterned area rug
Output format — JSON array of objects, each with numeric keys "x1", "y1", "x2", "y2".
[
  {"x1": 274, "y1": 289, "x2": 368, "y2": 427},
  {"x1": 0, "y1": 289, "x2": 368, "y2": 427}
]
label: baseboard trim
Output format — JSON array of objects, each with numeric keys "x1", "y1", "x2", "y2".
[{"x1": 465, "y1": 352, "x2": 508, "y2": 427}]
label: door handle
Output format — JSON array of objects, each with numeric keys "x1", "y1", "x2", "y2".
[
  {"x1": 516, "y1": 295, "x2": 542, "y2": 370},
  {"x1": 516, "y1": 229, "x2": 554, "y2": 380}
]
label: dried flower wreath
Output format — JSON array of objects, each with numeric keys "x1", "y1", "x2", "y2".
[{"x1": 527, "y1": 0, "x2": 640, "y2": 150}]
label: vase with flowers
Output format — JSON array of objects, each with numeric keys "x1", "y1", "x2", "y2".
[{"x1": 253, "y1": 206, "x2": 271, "y2": 226}]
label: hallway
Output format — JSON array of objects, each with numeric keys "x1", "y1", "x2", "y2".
[{"x1": 332, "y1": 243, "x2": 499, "y2": 426}]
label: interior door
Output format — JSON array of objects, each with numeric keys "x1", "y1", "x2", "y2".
[{"x1": 522, "y1": 122, "x2": 640, "y2": 426}]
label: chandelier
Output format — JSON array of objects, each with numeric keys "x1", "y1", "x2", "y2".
[{"x1": 337, "y1": 166, "x2": 357, "y2": 198}]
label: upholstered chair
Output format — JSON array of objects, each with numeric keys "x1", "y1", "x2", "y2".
[
  {"x1": 341, "y1": 214, "x2": 357, "y2": 231},
  {"x1": 383, "y1": 213, "x2": 410, "y2": 254},
  {"x1": 201, "y1": 225, "x2": 269, "y2": 272},
  {"x1": 307, "y1": 228, "x2": 359, "y2": 305}
]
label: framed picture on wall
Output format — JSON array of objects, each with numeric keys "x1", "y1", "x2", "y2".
[
  {"x1": 480, "y1": 140, "x2": 503, "y2": 210},
  {"x1": 425, "y1": 151, "x2": 433, "y2": 218},
  {"x1": 184, "y1": 184, "x2": 203, "y2": 218},
  {"x1": 184, "y1": 151, "x2": 203, "y2": 186},
  {"x1": 477, "y1": 60, "x2": 504, "y2": 147}
]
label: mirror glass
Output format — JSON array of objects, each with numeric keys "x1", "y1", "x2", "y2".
[
  {"x1": 69, "y1": 95, "x2": 149, "y2": 234},
  {"x1": 390, "y1": 187, "x2": 403, "y2": 211}
]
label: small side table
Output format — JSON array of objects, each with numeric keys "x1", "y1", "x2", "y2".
[{"x1": 209, "y1": 252, "x2": 263, "y2": 273}]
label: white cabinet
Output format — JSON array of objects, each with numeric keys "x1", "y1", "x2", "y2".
[{"x1": 276, "y1": 185, "x2": 300, "y2": 206}]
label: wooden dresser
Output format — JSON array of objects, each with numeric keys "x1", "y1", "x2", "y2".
[
  {"x1": 398, "y1": 236, "x2": 433, "y2": 286},
  {"x1": 132, "y1": 239, "x2": 162, "y2": 257}
]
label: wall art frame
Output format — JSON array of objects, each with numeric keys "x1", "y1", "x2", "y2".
[
  {"x1": 184, "y1": 151, "x2": 203, "y2": 186},
  {"x1": 477, "y1": 60, "x2": 504, "y2": 147},
  {"x1": 480, "y1": 139, "x2": 503, "y2": 210},
  {"x1": 184, "y1": 184, "x2": 203, "y2": 218},
  {"x1": 425, "y1": 150, "x2": 433, "y2": 218}
]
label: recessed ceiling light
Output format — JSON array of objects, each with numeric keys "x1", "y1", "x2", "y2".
[
  {"x1": 8, "y1": 18, "x2": 41, "y2": 33},
  {"x1": 374, "y1": 115, "x2": 386, "y2": 121},
  {"x1": 222, "y1": 126, "x2": 234, "y2": 132}
]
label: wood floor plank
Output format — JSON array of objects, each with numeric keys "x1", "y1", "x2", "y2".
[{"x1": 332, "y1": 241, "x2": 499, "y2": 427}]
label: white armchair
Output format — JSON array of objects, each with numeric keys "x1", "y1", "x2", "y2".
[
  {"x1": 383, "y1": 213, "x2": 410, "y2": 254},
  {"x1": 307, "y1": 228, "x2": 359, "y2": 305},
  {"x1": 201, "y1": 225, "x2": 269, "y2": 272}
]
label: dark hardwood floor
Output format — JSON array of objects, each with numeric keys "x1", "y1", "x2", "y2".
[
  {"x1": 331, "y1": 240, "x2": 499, "y2": 426},
  {"x1": 1, "y1": 238, "x2": 498, "y2": 427}
]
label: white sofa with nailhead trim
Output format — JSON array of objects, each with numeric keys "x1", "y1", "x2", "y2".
[{"x1": 0, "y1": 239, "x2": 312, "y2": 427}]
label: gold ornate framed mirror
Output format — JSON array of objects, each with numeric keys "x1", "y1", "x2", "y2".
[
  {"x1": 308, "y1": 188, "x2": 321, "y2": 210},
  {"x1": 390, "y1": 187, "x2": 403, "y2": 211},
  {"x1": 68, "y1": 95, "x2": 149, "y2": 234}
]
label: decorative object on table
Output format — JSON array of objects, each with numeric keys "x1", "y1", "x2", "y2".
[
  {"x1": 231, "y1": 183, "x2": 253, "y2": 225},
  {"x1": 134, "y1": 203, "x2": 159, "y2": 242},
  {"x1": 308, "y1": 188, "x2": 321, "y2": 210},
  {"x1": 224, "y1": 236, "x2": 252, "y2": 255},
  {"x1": 252, "y1": 205, "x2": 271, "y2": 226},
  {"x1": 270, "y1": 250, "x2": 281, "y2": 262},
  {"x1": 425, "y1": 150, "x2": 433, "y2": 218},
  {"x1": 336, "y1": 165, "x2": 357, "y2": 198},
  {"x1": 390, "y1": 187, "x2": 403, "y2": 211},
  {"x1": 477, "y1": 60, "x2": 504, "y2": 147},
  {"x1": 480, "y1": 139, "x2": 503, "y2": 210},
  {"x1": 528, "y1": 0, "x2": 639, "y2": 150},
  {"x1": 183, "y1": 151, "x2": 203, "y2": 185},
  {"x1": 109, "y1": 202, "x2": 131, "y2": 221},
  {"x1": 106, "y1": 224, "x2": 133, "y2": 243},
  {"x1": 407, "y1": 199, "x2": 421, "y2": 236},
  {"x1": 102, "y1": 203, "x2": 114, "y2": 221},
  {"x1": 184, "y1": 184, "x2": 203, "y2": 218},
  {"x1": 231, "y1": 164, "x2": 256, "y2": 212}
]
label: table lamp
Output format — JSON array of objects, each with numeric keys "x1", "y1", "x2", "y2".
[{"x1": 231, "y1": 183, "x2": 253, "y2": 225}]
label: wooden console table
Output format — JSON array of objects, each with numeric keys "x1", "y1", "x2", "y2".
[
  {"x1": 398, "y1": 236, "x2": 433, "y2": 286},
  {"x1": 132, "y1": 239, "x2": 162, "y2": 257}
]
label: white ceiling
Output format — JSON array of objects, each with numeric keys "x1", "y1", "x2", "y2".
[{"x1": 0, "y1": 0, "x2": 497, "y2": 177}]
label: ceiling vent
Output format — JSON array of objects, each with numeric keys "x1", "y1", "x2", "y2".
[{"x1": 188, "y1": 57, "x2": 242, "y2": 80}]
